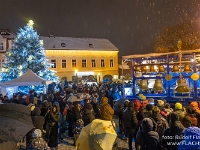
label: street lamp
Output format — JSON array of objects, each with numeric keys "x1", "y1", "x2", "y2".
[{"x1": 98, "y1": 72, "x2": 100, "y2": 83}]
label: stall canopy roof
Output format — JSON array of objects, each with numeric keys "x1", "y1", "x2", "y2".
[{"x1": 1, "y1": 70, "x2": 52, "y2": 87}]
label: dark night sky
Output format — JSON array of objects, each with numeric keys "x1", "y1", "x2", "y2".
[{"x1": 0, "y1": 0, "x2": 200, "y2": 56}]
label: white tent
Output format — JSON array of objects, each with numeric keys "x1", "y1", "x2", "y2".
[{"x1": 0, "y1": 69, "x2": 52, "y2": 87}]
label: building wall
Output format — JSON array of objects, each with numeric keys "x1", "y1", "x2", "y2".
[{"x1": 45, "y1": 50, "x2": 119, "y2": 81}]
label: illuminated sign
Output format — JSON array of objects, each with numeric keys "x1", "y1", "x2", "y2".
[{"x1": 77, "y1": 72, "x2": 94, "y2": 76}]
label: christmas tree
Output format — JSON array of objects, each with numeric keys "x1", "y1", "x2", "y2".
[{"x1": 1, "y1": 20, "x2": 58, "y2": 82}]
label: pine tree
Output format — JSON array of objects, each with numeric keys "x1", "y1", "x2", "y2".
[{"x1": 1, "y1": 20, "x2": 58, "y2": 82}]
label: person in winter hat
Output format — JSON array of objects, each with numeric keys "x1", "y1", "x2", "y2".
[
  {"x1": 174, "y1": 102, "x2": 185, "y2": 123},
  {"x1": 182, "y1": 106, "x2": 198, "y2": 128},
  {"x1": 136, "y1": 118, "x2": 161, "y2": 150},
  {"x1": 178, "y1": 127, "x2": 200, "y2": 150},
  {"x1": 190, "y1": 101, "x2": 200, "y2": 114},
  {"x1": 100, "y1": 97, "x2": 114, "y2": 121},
  {"x1": 162, "y1": 112, "x2": 185, "y2": 150},
  {"x1": 157, "y1": 100, "x2": 165, "y2": 111},
  {"x1": 27, "y1": 129, "x2": 50, "y2": 150}
]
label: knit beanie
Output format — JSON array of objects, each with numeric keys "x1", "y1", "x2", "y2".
[
  {"x1": 175, "y1": 102, "x2": 182, "y2": 110},
  {"x1": 164, "y1": 103, "x2": 171, "y2": 109}
]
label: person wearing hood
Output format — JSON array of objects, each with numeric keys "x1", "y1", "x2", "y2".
[
  {"x1": 162, "y1": 112, "x2": 185, "y2": 150},
  {"x1": 45, "y1": 104, "x2": 60, "y2": 149},
  {"x1": 123, "y1": 102, "x2": 138, "y2": 150},
  {"x1": 82, "y1": 104, "x2": 95, "y2": 126},
  {"x1": 31, "y1": 107, "x2": 44, "y2": 132},
  {"x1": 136, "y1": 118, "x2": 161, "y2": 150},
  {"x1": 178, "y1": 126, "x2": 200, "y2": 150},
  {"x1": 100, "y1": 97, "x2": 114, "y2": 121}
]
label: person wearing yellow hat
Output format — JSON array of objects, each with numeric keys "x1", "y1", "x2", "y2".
[{"x1": 174, "y1": 102, "x2": 185, "y2": 123}]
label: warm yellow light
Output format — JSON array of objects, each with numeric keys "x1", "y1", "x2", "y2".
[
  {"x1": 75, "y1": 69, "x2": 78, "y2": 73},
  {"x1": 98, "y1": 72, "x2": 100, "y2": 76},
  {"x1": 27, "y1": 20, "x2": 34, "y2": 28}
]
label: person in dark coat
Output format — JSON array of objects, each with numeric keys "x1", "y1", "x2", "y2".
[
  {"x1": 91, "y1": 98, "x2": 101, "y2": 119},
  {"x1": 123, "y1": 102, "x2": 138, "y2": 150},
  {"x1": 31, "y1": 107, "x2": 45, "y2": 132},
  {"x1": 136, "y1": 118, "x2": 161, "y2": 150},
  {"x1": 82, "y1": 104, "x2": 95, "y2": 126},
  {"x1": 45, "y1": 104, "x2": 60, "y2": 149},
  {"x1": 162, "y1": 112, "x2": 185, "y2": 150},
  {"x1": 151, "y1": 106, "x2": 169, "y2": 142},
  {"x1": 143, "y1": 104, "x2": 154, "y2": 118},
  {"x1": 71, "y1": 102, "x2": 82, "y2": 122},
  {"x1": 118, "y1": 100, "x2": 129, "y2": 134}
]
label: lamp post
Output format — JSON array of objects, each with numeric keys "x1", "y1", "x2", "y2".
[
  {"x1": 75, "y1": 69, "x2": 78, "y2": 83},
  {"x1": 98, "y1": 72, "x2": 100, "y2": 83}
]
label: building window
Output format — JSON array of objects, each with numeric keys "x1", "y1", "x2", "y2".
[
  {"x1": 11, "y1": 42, "x2": 15, "y2": 49},
  {"x1": 0, "y1": 43, "x2": 3, "y2": 50},
  {"x1": 72, "y1": 59, "x2": 76, "y2": 68},
  {"x1": 110, "y1": 59, "x2": 114, "y2": 67},
  {"x1": 91, "y1": 59, "x2": 96, "y2": 67},
  {"x1": 82, "y1": 59, "x2": 87, "y2": 68},
  {"x1": 101, "y1": 59, "x2": 105, "y2": 67},
  {"x1": 51, "y1": 59, "x2": 56, "y2": 68},
  {"x1": 0, "y1": 59, "x2": 4, "y2": 68},
  {"x1": 62, "y1": 59, "x2": 66, "y2": 68}
]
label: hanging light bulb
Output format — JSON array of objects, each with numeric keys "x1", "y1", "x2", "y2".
[
  {"x1": 28, "y1": 55, "x2": 34, "y2": 61},
  {"x1": 18, "y1": 65, "x2": 23, "y2": 70},
  {"x1": 40, "y1": 40, "x2": 44, "y2": 45},
  {"x1": 19, "y1": 72, "x2": 23, "y2": 76},
  {"x1": 39, "y1": 72, "x2": 43, "y2": 76}
]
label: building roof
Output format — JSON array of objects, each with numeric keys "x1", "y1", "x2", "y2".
[
  {"x1": 0, "y1": 29, "x2": 15, "y2": 39},
  {"x1": 39, "y1": 36, "x2": 118, "y2": 51}
]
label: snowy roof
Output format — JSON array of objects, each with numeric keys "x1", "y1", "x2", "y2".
[
  {"x1": 39, "y1": 36, "x2": 118, "y2": 51},
  {"x1": 122, "y1": 49, "x2": 200, "y2": 59},
  {"x1": 0, "y1": 29, "x2": 15, "y2": 39}
]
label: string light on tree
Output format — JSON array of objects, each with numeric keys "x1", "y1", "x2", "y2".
[{"x1": 1, "y1": 20, "x2": 58, "y2": 82}]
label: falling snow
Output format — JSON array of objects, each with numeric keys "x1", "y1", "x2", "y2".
[{"x1": 0, "y1": 0, "x2": 200, "y2": 56}]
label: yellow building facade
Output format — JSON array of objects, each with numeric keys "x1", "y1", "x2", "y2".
[{"x1": 41, "y1": 36, "x2": 119, "y2": 82}]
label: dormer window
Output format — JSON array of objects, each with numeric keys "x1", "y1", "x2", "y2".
[
  {"x1": 61, "y1": 43, "x2": 66, "y2": 47},
  {"x1": 89, "y1": 44, "x2": 93, "y2": 48}
]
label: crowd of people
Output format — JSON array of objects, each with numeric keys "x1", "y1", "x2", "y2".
[{"x1": 1, "y1": 81, "x2": 200, "y2": 150}]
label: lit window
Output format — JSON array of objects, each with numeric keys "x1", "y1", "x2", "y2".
[
  {"x1": 82, "y1": 59, "x2": 87, "y2": 68},
  {"x1": 62, "y1": 59, "x2": 66, "y2": 68},
  {"x1": 0, "y1": 43, "x2": 3, "y2": 50},
  {"x1": 101, "y1": 59, "x2": 105, "y2": 67},
  {"x1": 72, "y1": 59, "x2": 76, "y2": 68},
  {"x1": 110, "y1": 59, "x2": 114, "y2": 67},
  {"x1": 51, "y1": 60, "x2": 56, "y2": 68},
  {"x1": 0, "y1": 59, "x2": 4, "y2": 68},
  {"x1": 92, "y1": 59, "x2": 96, "y2": 67}
]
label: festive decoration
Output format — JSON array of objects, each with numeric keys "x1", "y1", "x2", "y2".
[{"x1": 1, "y1": 20, "x2": 58, "y2": 82}]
